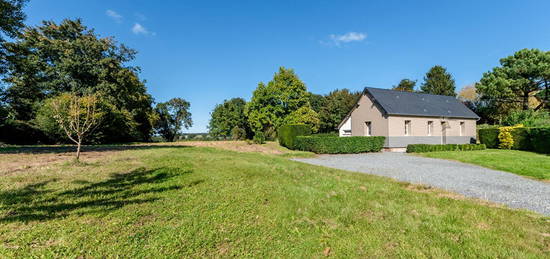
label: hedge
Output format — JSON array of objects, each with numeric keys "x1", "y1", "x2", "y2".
[
  {"x1": 530, "y1": 127, "x2": 550, "y2": 154},
  {"x1": 277, "y1": 124, "x2": 312, "y2": 149},
  {"x1": 294, "y1": 136, "x2": 385, "y2": 154},
  {"x1": 478, "y1": 128, "x2": 499, "y2": 148},
  {"x1": 478, "y1": 126, "x2": 549, "y2": 154},
  {"x1": 406, "y1": 144, "x2": 486, "y2": 153}
]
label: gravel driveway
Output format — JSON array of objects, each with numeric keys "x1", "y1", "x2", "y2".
[{"x1": 294, "y1": 153, "x2": 550, "y2": 216}]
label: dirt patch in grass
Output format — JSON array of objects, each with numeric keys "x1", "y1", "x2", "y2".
[
  {"x1": 179, "y1": 141, "x2": 286, "y2": 154},
  {"x1": 0, "y1": 151, "x2": 119, "y2": 175},
  {"x1": 403, "y1": 183, "x2": 504, "y2": 208}
]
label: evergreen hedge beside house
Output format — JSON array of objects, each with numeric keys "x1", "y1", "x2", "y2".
[{"x1": 478, "y1": 126, "x2": 550, "y2": 154}]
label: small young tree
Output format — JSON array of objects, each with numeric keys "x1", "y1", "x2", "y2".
[{"x1": 49, "y1": 93, "x2": 103, "y2": 161}]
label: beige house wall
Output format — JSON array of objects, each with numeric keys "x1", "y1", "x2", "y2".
[
  {"x1": 349, "y1": 94, "x2": 389, "y2": 136},
  {"x1": 387, "y1": 116, "x2": 476, "y2": 137}
]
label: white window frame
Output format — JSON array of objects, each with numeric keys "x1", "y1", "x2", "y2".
[
  {"x1": 460, "y1": 121, "x2": 465, "y2": 136},
  {"x1": 405, "y1": 120, "x2": 411, "y2": 136},
  {"x1": 427, "y1": 121, "x2": 433, "y2": 136}
]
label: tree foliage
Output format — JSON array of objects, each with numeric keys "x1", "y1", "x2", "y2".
[
  {"x1": 392, "y1": 79, "x2": 416, "y2": 92},
  {"x1": 44, "y1": 92, "x2": 103, "y2": 160},
  {"x1": 208, "y1": 97, "x2": 248, "y2": 139},
  {"x1": 317, "y1": 89, "x2": 360, "y2": 133},
  {"x1": 1, "y1": 19, "x2": 155, "y2": 143},
  {"x1": 477, "y1": 49, "x2": 550, "y2": 112},
  {"x1": 285, "y1": 104, "x2": 320, "y2": 133},
  {"x1": 245, "y1": 67, "x2": 309, "y2": 135},
  {"x1": 420, "y1": 65, "x2": 456, "y2": 96},
  {"x1": 154, "y1": 98, "x2": 192, "y2": 142},
  {"x1": 0, "y1": 0, "x2": 27, "y2": 74}
]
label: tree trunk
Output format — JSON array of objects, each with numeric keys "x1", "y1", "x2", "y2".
[{"x1": 76, "y1": 139, "x2": 82, "y2": 161}]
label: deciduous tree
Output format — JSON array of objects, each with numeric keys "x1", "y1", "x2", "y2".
[
  {"x1": 2, "y1": 19, "x2": 154, "y2": 143},
  {"x1": 318, "y1": 89, "x2": 360, "y2": 133},
  {"x1": 208, "y1": 98, "x2": 248, "y2": 139},
  {"x1": 47, "y1": 93, "x2": 103, "y2": 161},
  {"x1": 245, "y1": 67, "x2": 309, "y2": 135},
  {"x1": 154, "y1": 98, "x2": 192, "y2": 142}
]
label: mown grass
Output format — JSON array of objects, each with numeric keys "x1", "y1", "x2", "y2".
[
  {"x1": 419, "y1": 149, "x2": 550, "y2": 180},
  {"x1": 0, "y1": 146, "x2": 548, "y2": 257}
]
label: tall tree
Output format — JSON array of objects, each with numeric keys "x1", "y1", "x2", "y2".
[
  {"x1": 2, "y1": 19, "x2": 155, "y2": 142},
  {"x1": 318, "y1": 89, "x2": 361, "y2": 133},
  {"x1": 420, "y1": 65, "x2": 456, "y2": 96},
  {"x1": 245, "y1": 67, "x2": 309, "y2": 135},
  {"x1": 477, "y1": 49, "x2": 550, "y2": 111},
  {"x1": 0, "y1": 0, "x2": 27, "y2": 75},
  {"x1": 208, "y1": 97, "x2": 248, "y2": 139},
  {"x1": 154, "y1": 98, "x2": 192, "y2": 142},
  {"x1": 392, "y1": 79, "x2": 416, "y2": 92}
]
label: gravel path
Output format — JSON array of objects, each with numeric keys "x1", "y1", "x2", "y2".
[{"x1": 294, "y1": 153, "x2": 550, "y2": 216}]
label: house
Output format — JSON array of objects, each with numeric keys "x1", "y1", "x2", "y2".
[{"x1": 338, "y1": 87, "x2": 479, "y2": 148}]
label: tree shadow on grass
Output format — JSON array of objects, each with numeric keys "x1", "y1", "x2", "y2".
[
  {"x1": 0, "y1": 167, "x2": 198, "y2": 223},
  {"x1": 0, "y1": 144, "x2": 193, "y2": 154}
]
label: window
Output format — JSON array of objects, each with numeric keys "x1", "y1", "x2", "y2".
[
  {"x1": 404, "y1": 120, "x2": 411, "y2": 136},
  {"x1": 460, "y1": 121, "x2": 465, "y2": 136},
  {"x1": 343, "y1": 130, "x2": 352, "y2": 136},
  {"x1": 427, "y1": 121, "x2": 433, "y2": 136},
  {"x1": 364, "y1": 121, "x2": 372, "y2": 136}
]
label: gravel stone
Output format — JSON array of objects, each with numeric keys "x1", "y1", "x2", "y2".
[{"x1": 294, "y1": 153, "x2": 550, "y2": 216}]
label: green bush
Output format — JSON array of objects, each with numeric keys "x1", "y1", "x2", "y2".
[
  {"x1": 0, "y1": 120, "x2": 53, "y2": 145},
  {"x1": 511, "y1": 127, "x2": 532, "y2": 150},
  {"x1": 312, "y1": 133, "x2": 338, "y2": 137},
  {"x1": 253, "y1": 132, "x2": 266, "y2": 144},
  {"x1": 478, "y1": 128, "x2": 499, "y2": 148},
  {"x1": 294, "y1": 136, "x2": 385, "y2": 154},
  {"x1": 231, "y1": 127, "x2": 246, "y2": 140},
  {"x1": 530, "y1": 127, "x2": 550, "y2": 154},
  {"x1": 277, "y1": 124, "x2": 312, "y2": 149},
  {"x1": 406, "y1": 144, "x2": 486, "y2": 153}
]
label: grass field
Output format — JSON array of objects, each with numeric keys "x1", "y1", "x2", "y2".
[
  {"x1": 419, "y1": 149, "x2": 550, "y2": 181},
  {"x1": 0, "y1": 143, "x2": 549, "y2": 257}
]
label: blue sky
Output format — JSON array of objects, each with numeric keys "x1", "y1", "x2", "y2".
[{"x1": 24, "y1": 0, "x2": 550, "y2": 132}]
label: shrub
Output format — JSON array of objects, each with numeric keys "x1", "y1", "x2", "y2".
[
  {"x1": 253, "y1": 132, "x2": 266, "y2": 144},
  {"x1": 498, "y1": 126, "x2": 516, "y2": 149},
  {"x1": 406, "y1": 144, "x2": 486, "y2": 153},
  {"x1": 478, "y1": 128, "x2": 499, "y2": 148},
  {"x1": 530, "y1": 127, "x2": 550, "y2": 154},
  {"x1": 510, "y1": 127, "x2": 532, "y2": 150},
  {"x1": 231, "y1": 127, "x2": 246, "y2": 140},
  {"x1": 502, "y1": 110, "x2": 550, "y2": 127},
  {"x1": 0, "y1": 120, "x2": 53, "y2": 145},
  {"x1": 278, "y1": 124, "x2": 312, "y2": 149},
  {"x1": 312, "y1": 133, "x2": 338, "y2": 137},
  {"x1": 295, "y1": 136, "x2": 385, "y2": 154}
]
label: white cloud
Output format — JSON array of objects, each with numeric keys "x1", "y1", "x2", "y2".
[
  {"x1": 131, "y1": 23, "x2": 155, "y2": 36},
  {"x1": 106, "y1": 9, "x2": 123, "y2": 23},
  {"x1": 322, "y1": 32, "x2": 367, "y2": 47}
]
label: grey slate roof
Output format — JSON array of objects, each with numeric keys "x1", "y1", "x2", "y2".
[{"x1": 364, "y1": 87, "x2": 480, "y2": 119}]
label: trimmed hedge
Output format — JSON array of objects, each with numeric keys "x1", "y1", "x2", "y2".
[
  {"x1": 478, "y1": 128, "x2": 499, "y2": 148},
  {"x1": 530, "y1": 127, "x2": 550, "y2": 154},
  {"x1": 278, "y1": 124, "x2": 312, "y2": 149},
  {"x1": 478, "y1": 126, "x2": 549, "y2": 154},
  {"x1": 295, "y1": 136, "x2": 385, "y2": 154},
  {"x1": 406, "y1": 144, "x2": 486, "y2": 153}
]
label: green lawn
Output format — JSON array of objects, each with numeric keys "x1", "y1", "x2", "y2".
[
  {"x1": 0, "y1": 145, "x2": 549, "y2": 257},
  {"x1": 419, "y1": 149, "x2": 550, "y2": 180}
]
